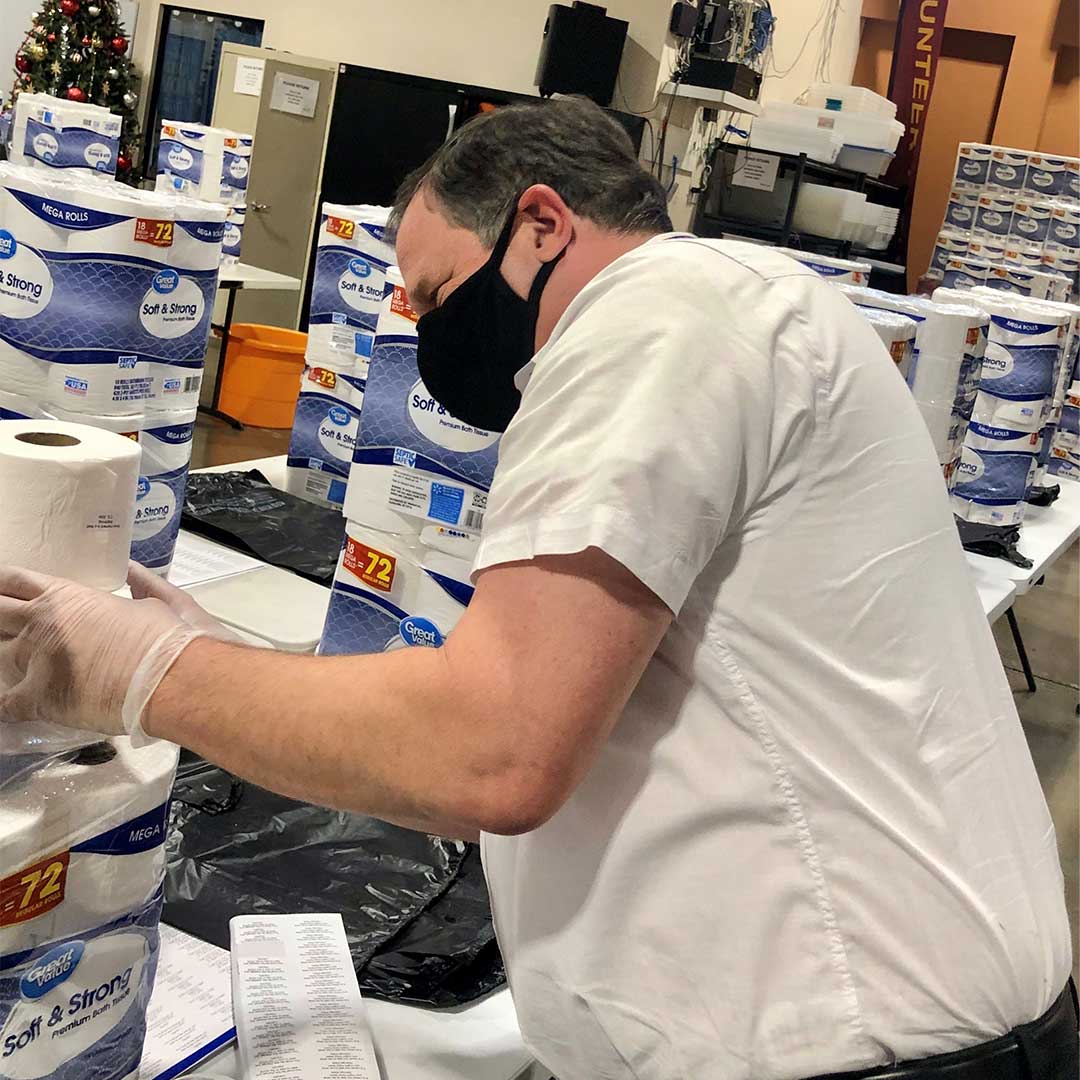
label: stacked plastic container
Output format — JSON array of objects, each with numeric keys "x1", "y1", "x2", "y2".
[
  {"x1": 929, "y1": 143, "x2": 1079, "y2": 302},
  {"x1": 155, "y1": 121, "x2": 253, "y2": 265},
  {"x1": 8, "y1": 92, "x2": 123, "y2": 181},
  {"x1": 318, "y1": 267, "x2": 500, "y2": 657},
  {"x1": 285, "y1": 203, "x2": 394, "y2": 508},
  {"x1": 0, "y1": 162, "x2": 224, "y2": 574}
]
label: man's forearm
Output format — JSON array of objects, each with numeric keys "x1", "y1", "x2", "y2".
[{"x1": 146, "y1": 636, "x2": 513, "y2": 839}]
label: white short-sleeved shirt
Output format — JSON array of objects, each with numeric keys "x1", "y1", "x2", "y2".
[{"x1": 475, "y1": 236, "x2": 1071, "y2": 1080}]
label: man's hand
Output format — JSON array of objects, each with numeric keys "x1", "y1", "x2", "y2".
[{"x1": 0, "y1": 566, "x2": 203, "y2": 740}]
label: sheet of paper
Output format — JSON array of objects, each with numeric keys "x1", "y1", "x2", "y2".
[
  {"x1": 233, "y1": 56, "x2": 265, "y2": 97},
  {"x1": 231, "y1": 914, "x2": 382, "y2": 1080},
  {"x1": 732, "y1": 149, "x2": 780, "y2": 192},
  {"x1": 168, "y1": 531, "x2": 264, "y2": 589},
  {"x1": 139, "y1": 925, "x2": 236, "y2": 1080},
  {"x1": 270, "y1": 72, "x2": 319, "y2": 118}
]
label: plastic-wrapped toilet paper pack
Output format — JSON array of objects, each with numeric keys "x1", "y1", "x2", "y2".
[
  {"x1": 1049, "y1": 403, "x2": 1080, "y2": 480},
  {"x1": 221, "y1": 206, "x2": 245, "y2": 265},
  {"x1": 0, "y1": 390, "x2": 46, "y2": 420},
  {"x1": 344, "y1": 268, "x2": 502, "y2": 535},
  {"x1": 986, "y1": 148, "x2": 1029, "y2": 193},
  {"x1": 285, "y1": 365, "x2": 367, "y2": 508},
  {"x1": 11, "y1": 93, "x2": 122, "y2": 180},
  {"x1": 220, "y1": 133, "x2": 253, "y2": 203},
  {"x1": 972, "y1": 193, "x2": 1015, "y2": 239},
  {"x1": 944, "y1": 189, "x2": 978, "y2": 231},
  {"x1": 860, "y1": 308, "x2": 917, "y2": 383},
  {"x1": 155, "y1": 122, "x2": 226, "y2": 201},
  {"x1": 1025, "y1": 156, "x2": 1070, "y2": 198},
  {"x1": 131, "y1": 407, "x2": 197, "y2": 574},
  {"x1": 951, "y1": 422, "x2": 1040, "y2": 526},
  {"x1": 1049, "y1": 204, "x2": 1080, "y2": 250},
  {"x1": 306, "y1": 203, "x2": 394, "y2": 369},
  {"x1": 942, "y1": 256, "x2": 989, "y2": 291},
  {"x1": 776, "y1": 248, "x2": 870, "y2": 285},
  {"x1": 0, "y1": 737, "x2": 179, "y2": 1080},
  {"x1": 953, "y1": 143, "x2": 993, "y2": 190},
  {"x1": 43, "y1": 403, "x2": 143, "y2": 438},
  {"x1": 1011, "y1": 199, "x2": 1054, "y2": 245},
  {"x1": 928, "y1": 230, "x2": 969, "y2": 278},
  {"x1": 319, "y1": 521, "x2": 474, "y2": 656},
  {"x1": 0, "y1": 164, "x2": 223, "y2": 415}
]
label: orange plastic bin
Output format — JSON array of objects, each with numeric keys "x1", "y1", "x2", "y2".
[{"x1": 217, "y1": 324, "x2": 307, "y2": 428}]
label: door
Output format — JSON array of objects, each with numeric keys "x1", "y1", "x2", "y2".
[{"x1": 234, "y1": 57, "x2": 338, "y2": 330}]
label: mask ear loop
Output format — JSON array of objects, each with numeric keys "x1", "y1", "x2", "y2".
[{"x1": 493, "y1": 198, "x2": 570, "y2": 302}]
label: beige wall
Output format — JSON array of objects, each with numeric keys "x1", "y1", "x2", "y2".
[{"x1": 133, "y1": 0, "x2": 673, "y2": 122}]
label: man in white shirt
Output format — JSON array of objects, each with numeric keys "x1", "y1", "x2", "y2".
[{"x1": 0, "y1": 97, "x2": 1075, "y2": 1079}]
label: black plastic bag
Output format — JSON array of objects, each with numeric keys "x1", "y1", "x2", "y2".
[
  {"x1": 954, "y1": 517, "x2": 1033, "y2": 569},
  {"x1": 1026, "y1": 483, "x2": 1061, "y2": 508},
  {"x1": 164, "y1": 759, "x2": 504, "y2": 1007},
  {"x1": 181, "y1": 470, "x2": 344, "y2": 587}
]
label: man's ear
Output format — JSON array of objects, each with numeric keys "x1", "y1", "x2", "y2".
[{"x1": 517, "y1": 184, "x2": 574, "y2": 260}]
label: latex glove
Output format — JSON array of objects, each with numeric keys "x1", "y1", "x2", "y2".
[
  {"x1": 127, "y1": 561, "x2": 242, "y2": 642},
  {"x1": 0, "y1": 566, "x2": 203, "y2": 742}
]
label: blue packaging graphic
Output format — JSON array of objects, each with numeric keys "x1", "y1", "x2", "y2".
[
  {"x1": 986, "y1": 150, "x2": 1029, "y2": 193},
  {"x1": 285, "y1": 366, "x2": 366, "y2": 507},
  {"x1": 952, "y1": 420, "x2": 1039, "y2": 525},
  {"x1": 156, "y1": 129, "x2": 208, "y2": 188},
  {"x1": 24, "y1": 118, "x2": 118, "y2": 176},
  {"x1": 220, "y1": 136, "x2": 252, "y2": 195},
  {"x1": 944, "y1": 190, "x2": 978, "y2": 231},
  {"x1": 954, "y1": 144, "x2": 992, "y2": 189},
  {"x1": 980, "y1": 317, "x2": 1061, "y2": 399},
  {"x1": 973, "y1": 195, "x2": 1015, "y2": 238},
  {"x1": 308, "y1": 230, "x2": 391, "y2": 334},
  {"x1": 131, "y1": 412, "x2": 196, "y2": 572}
]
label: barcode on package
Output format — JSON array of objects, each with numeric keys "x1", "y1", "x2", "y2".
[
  {"x1": 463, "y1": 509, "x2": 484, "y2": 531},
  {"x1": 184, "y1": 376, "x2": 201, "y2": 393}
]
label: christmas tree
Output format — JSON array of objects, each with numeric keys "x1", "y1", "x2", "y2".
[{"x1": 10, "y1": 0, "x2": 140, "y2": 181}]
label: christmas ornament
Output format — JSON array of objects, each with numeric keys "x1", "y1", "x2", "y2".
[
  {"x1": 122, "y1": 89, "x2": 137, "y2": 107},
  {"x1": 60, "y1": 0, "x2": 80, "y2": 15},
  {"x1": 87, "y1": 2, "x2": 101, "y2": 12},
  {"x1": 110, "y1": 35, "x2": 127, "y2": 53},
  {"x1": 14, "y1": 53, "x2": 29, "y2": 73},
  {"x1": 47, "y1": 32, "x2": 57, "y2": 42},
  {"x1": 70, "y1": 51, "x2": 83, "y2": 64},
  {"x1": 107, "y1": 66, "x2": 119, "y2": 79},
  {"x1": 20, "y1": 73, "x2": 32, "y2": 84},
  {"x1": 32, "y1": 24, "x2": 46, "y2": 38},
  {"x1": 29, "y1": 42, "x2": 46, "y2": 59},
  {"x1": 100, "y1": 79, "x2": 111, "y2": 95},
  {"x1": 81, "y1": 35, "x2": 91, "y2": 45},
  {"x1": 116, "y1": 153, "x2": 131, "y2": 173},
  {"x1": 50, "y1": 60, "x2": 62, "y2": 75},
  {"x1": 65, "y1": 86, "x2": 86, "y2": 101}
]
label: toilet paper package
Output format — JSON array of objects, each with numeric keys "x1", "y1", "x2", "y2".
[
  {"x1": 944, "y1": 189, "x2": 979, "y2": 231},
  {"x1": 1066, "y1": 161, "x2": 1080, "y2": 200},
  {"x1": 1049, "y1": 403, "x2": 1080, "y2": 480},
  {"x1": 43, "y1": 403, "x2": 143, "y2": 439},
  {"x1": 131, "y1": 407, "x2": 197, "y2": 573},
  {"x1": 0, "y1": 420, "x2": 140, "y2": 590},
  {"x1": 776, "y1": 248, "x2": 871, "y2": 285},
  {"x1": 1011, "y1": 199, "x2": 1054, "y2": 246},
  {"x1": 928, "y1": 230, "x2": 969, "y2": 278},
  {"x1": 1024, "y1": 156, "x2": 1070, "y2": 198},
  {"x1": 221, "y1": 206, "x2": 245, "y2": 265},
  {"x1": 285, "y1": 364, "x2": 367, "y2": 507},
  {"x1": 1042, "y1": 247, "x2": 1080, "y2": 295},
  {"x1": 305, "y1": 203, "x2": 394, "y2": 369},
  {"x1": 984, "y1": 264, "x2": 1060, "y2": 300},
  {"x1": 942, "y1": 256, "x2": 989, "y2": 291},
  {"x1": 1005, "y1": 240, "x2": 1050, "y2": 270},
  {"x1": 0, "y1": 737, "x2": 179, "y2": 1080},
  {"x1": 11, "y1": 94, "x2": 122, "y2": 180},
  {"x1": 0, "y1": 390, "x2": 46, "y2": 420},
  {"x1": 155, "y1": 122, "x2": 226, "y2": 201},
  {"x1": 220, "y1": 133, "x2": 253, "y2": 202},
  {"x1": 343, "y1": 267, "x2": 502, "y2": 535},
  {"x1": 319, "y1": 520, "x2": 474, "y2": 656},
  {"x1": 861, "y1": 308, "x2": 917, "y2": 382},
  {"x1": 967, "y1": 238, "x2": 1008, "y2": 266},
  {"x1": 0, "y1": 165, "x2": 223, "y2": 414},
  {"x1": 1048, "y1": 203, "x2": 1080, "y2": 251},
  {"x1": 953, "y1": 143, "x2": 993, "y2": 190},
  {"x1": 973, "y1": 193, "x2": 1015, "y2": 239},
  {"x1": 986, "y1": 148, "x2": 1030, "y2": 194},
  {"x1": 951, "y1": 425, "x2": 1039, "y2": 525}
]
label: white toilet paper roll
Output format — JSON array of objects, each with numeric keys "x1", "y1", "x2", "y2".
[
  {"x1": 860, "y1": 308, "x2": 917, "y2": 383},
  {"x1": 0, "y1": 389, "x2": 46, "y2": 419},
  {"x1": 0, "y1": 419, "x2": 140, "y2": 589},
  {"x1": 0, "y1": 162, "x2": 78, "y2": 251},
  {"x1": 319, "y1": 521, "x2": 473, "y2": 656},
  {"x1": 172, "y1": 199, "x2": 229, "y2": 273},
  {"x1": 43, "y1": 402, "x2": 144, "y2": 438}
]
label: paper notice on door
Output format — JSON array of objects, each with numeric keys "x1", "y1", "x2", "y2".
[
  {"x1": 732, "y1": 150, "x2": 780, "y2": 192},
  {"x1": 230, "y1": 913, "x2": 382, "y2": 1079},
  {"x1": 270, "y1": 72, "x2": 320, "y2": 118},
  {"x1": 234, "y1": 56, "x2": 265, "y2": 97}
]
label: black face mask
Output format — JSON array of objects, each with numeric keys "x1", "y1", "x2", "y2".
[{"x1": 415, "y1": 206, "x2": 566, "y2": 433}]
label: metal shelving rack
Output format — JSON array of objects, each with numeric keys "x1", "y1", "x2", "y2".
[{"x1": 691, "y1": 144, "x2": 905, "y2": 269}]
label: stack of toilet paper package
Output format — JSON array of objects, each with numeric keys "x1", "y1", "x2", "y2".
[
  {"x1": 0, "y1": 418, "x2": 179, "y2": 1080},
  {"x1": 839, "y1": 284, "x2": 988, "y2": 484},
  {"x1": 776, "y1": 248, "x2": 872, "y2": 286},
  {"x1": 285, "y1": 204, "x2": 394, "y2": 507},
  {"x1": 155, "y1": 120, "x2": 252, "y2": 265},
  {"x1": 0, "y1": 161, "x2": 225, "y2": 575},
  {"x1": 931, "y1": 285, "x2": 1075, "y2": 525},
  {"x1": 319, "y1": 266, "x2": 500, "y2": 657},
  {"x1": 929, "y1": 142, "x2": 1079, "y2": 301},
  {"x1": 8, "y1": 92, "x2": 123, "y2": 182}
]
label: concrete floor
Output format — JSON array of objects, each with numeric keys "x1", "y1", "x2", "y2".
[{"x1": 190, "y1": 408, "x2": 1080, "y2": 979}]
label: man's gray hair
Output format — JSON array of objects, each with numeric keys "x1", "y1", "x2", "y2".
[{"x1": 389, "y1": 96, "x2": 672, "y2": 246}]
